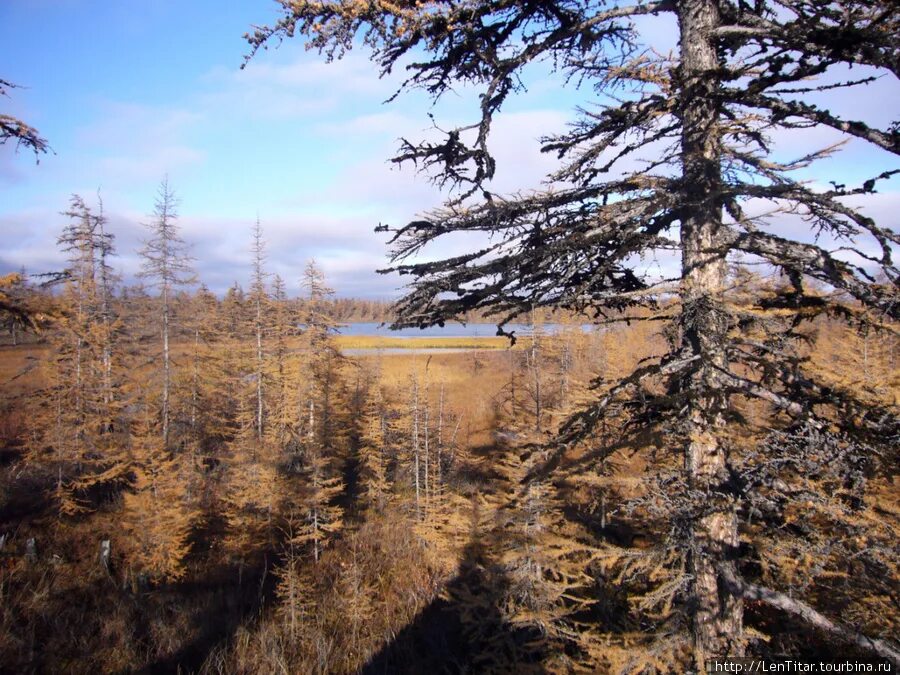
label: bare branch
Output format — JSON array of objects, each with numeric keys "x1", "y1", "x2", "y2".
[{"x1": 718, "y1": 565, "x2": 900, "y2": 667}]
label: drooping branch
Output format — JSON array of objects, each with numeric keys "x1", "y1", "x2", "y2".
[
  {"x1": 718, "y1": 564, "x2": 900, "y2": 667},
  {"x1": 728, "y1": 229, "x2": 899, "y2": 319}
]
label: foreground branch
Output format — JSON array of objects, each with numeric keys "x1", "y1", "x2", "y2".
[{"x1": 718, "y1": 565, "x2": 900, "y2": 667}]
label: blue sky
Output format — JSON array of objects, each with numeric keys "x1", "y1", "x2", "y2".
[
  {"x1": 1, "y1": 0, "x2": 584, "y2": 296},
  {"x1": 2, "y1": 0, "x2": 897, "y2": 296}
]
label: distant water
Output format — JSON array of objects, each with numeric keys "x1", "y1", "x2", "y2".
[{"x1": 336, "y1": 322, "x2": 589, "y2": 338}]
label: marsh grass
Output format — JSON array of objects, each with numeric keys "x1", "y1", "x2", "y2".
[{"x1": 333, "y1": 334, "x2": 514, "y2": 350}]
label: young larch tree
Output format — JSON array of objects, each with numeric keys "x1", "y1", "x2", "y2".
[
  {"x1": 357, "y1": 365, "x2": 393, "y2": 514},
  {"x1": 293, "y1": 260, "x2": 347, "y2": 563},
  {"x1": 138, "y1": 177, "x2": 195, "y2": 448},
  {"x1": 250, "y1": 217, "x2": 269, "y2": 441},
  {"x1": 93, "y1": 192, "x2": 120, "y2": 432},
  {"x1": 265, "y1": 274, "x2": 294, "y2": 452},
  {"x1": 121, "y1": 407, "x2": 197, "y2": 584},
  {"x1": 36, "y1": 194, "x2": 127, "y2": 516}
]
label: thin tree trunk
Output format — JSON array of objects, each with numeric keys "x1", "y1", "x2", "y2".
[
  {"x1": 437, "y1": 384, "x2": 444, "y2": 498},
  {"x1": 98, "y1": 208, "x2": 113, "y2": 430},
  {"x1": 253, "y1": 219, "x2": 266, "y2": 440},
  {"x1": 191, "y1": 328, "x2": 199, "y2": 433},
  {"x1": 162, "y1": 284, "x2": 170, "y2": 448},
  {"x1": 74, "y1": 333, "x2": 83, "y2": 448},
  {"x1": 412, "y1": 377, "x2": 420, "y2": 519},
  {"x1": 256, "y1": 294, "x2": 264, "y2": 440},
  {"x1": 424, "y1": 390, "x2": 430, "y2": 513},
  {"x1": 559, "y1": 333, "x2": 571, "y2": 409},
  {"x1": 530, "y1": 307, "x2": 542, "y2": 433},
  {"x1": 600, "y1": 420, "x2": 608, "y2": 530},
  {"x1": 311, "y1": 455, "x2": 321, "y2": 563},
  {"x1": 313, "y1": 505, "x2": 320, "y2": 563},
  {"x1": 678, "y1": 0, "x2": 742, "y2": 663},
  {"x1": 508, "y1": 349, "x2": 517, "y2": 418}
]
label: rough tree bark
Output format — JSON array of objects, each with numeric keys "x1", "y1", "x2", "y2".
[{"x1": 678, "y1": 0, "x2": 743, "y2": 661}]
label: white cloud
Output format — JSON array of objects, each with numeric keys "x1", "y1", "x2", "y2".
[
  {"x1": 72, "y1": 101, "x2": 206, "y2": 183},
  {"x1": 199, "y1": 49, "x2": 401, "y2": 122}
]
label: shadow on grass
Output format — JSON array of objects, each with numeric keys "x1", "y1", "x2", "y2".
[{"x1": 362, "y1": 530, "x2": 549, "y2": 675}]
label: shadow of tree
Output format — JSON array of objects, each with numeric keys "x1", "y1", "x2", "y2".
[
  {"x1": 362, "y1": 528, "x2": 549, "y2": 674},
  {"x1": 138, "y1": 560, "x2": 274, "y2": 674}
]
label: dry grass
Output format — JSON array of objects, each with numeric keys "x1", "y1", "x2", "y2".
[
  {"x1": 0, "y1": 344, "x2": 48, "y2": 392},
  {"x1": 357, "y1": 349, "x2": 516, "y2": 449},
  {"x1": 334, "y1": 334, "x2": 513, "y2": 350}
]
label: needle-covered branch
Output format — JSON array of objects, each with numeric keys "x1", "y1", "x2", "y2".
[{"x1": 1, "y1": 79, "x2": 50, "y2": 159}]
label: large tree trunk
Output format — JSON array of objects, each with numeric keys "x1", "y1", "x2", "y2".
[{"x1": 677, "y1": 0, "x2": 743, "y2": 665}]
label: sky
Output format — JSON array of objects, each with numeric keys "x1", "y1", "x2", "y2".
[{"x1": 2, "y1": 0, "x2": 897, "y2": 297}]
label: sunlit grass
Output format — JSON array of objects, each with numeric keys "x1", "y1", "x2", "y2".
[{"x1": 333, "y1": 335, "x2": 514, "y2": 350}]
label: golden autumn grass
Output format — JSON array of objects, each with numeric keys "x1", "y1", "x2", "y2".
[
  {"x1": 333, "y1": 334, "x2": 514, "y2": 350},
  {"x1": 0, "y1": 343, "x2": 48, "y2": 397}
]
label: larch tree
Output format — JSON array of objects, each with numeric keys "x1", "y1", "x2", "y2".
[
  {"x1": 37, "y1": 194, "x2": 126, "y2": 516},
  {"x1": 0, "y1": 269, "x2": 46, "y2": 343},
  {"x1": 357, "y1": 365, "x2": 393, "y2": 514},
  {"x1": 174, "y1": 284, "x2": 238, "y2": 472},
  {"x1": 248, "y1": 0, "x2": 899, "y2": 668},
  {"x1": 250, "y1": 217, "x2": 269, "y2": 441},
  {"x1": 299, "y1": 259, "x2": 345, "y2": 457},
  {"x1": 294, "y1": 259, "x2": 347, "y2": 563},
  {"x1": 93, "y1": 193, "x2": 118, "y2": 431},
  {"x1": 138, "y1": 177, "x2": 195, "y2": 449},
  {"x1": 220, "y1": 224, "x2": 284, "y2": 577},
  {"x1": 121, "y1": 407, "x2": 197, "y2": 585},
  {"x1": 265, "y1": 274, "x2": 294, "y2": 452}
]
